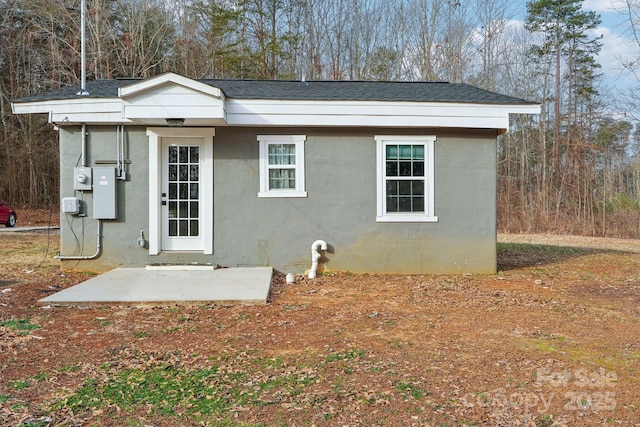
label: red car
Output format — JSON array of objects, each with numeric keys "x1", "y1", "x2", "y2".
[{"x1": 0, "y1": 201, "x2": 17, "y2": 227}]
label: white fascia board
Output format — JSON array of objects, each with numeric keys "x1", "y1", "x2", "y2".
[
  {"x1": 119, "y1": 72, "x2": 223, "y2": 100},
  {"x1": 226, "y1": 100, "x2": 539, "y2": 129},
  {"x1": 12, "y1": 98, "x2": 126, "y2": 124},
  {"x1": 13, "y1": 95, "x2": 539, "y2": 129}
]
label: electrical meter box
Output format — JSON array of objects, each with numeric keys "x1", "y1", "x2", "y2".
[
  {"x1": 73, "y1": 167, "x2": 92, "y2": 191},
  {"x1": 92, "y1": 167, "x2": 117, "y2": 219}
]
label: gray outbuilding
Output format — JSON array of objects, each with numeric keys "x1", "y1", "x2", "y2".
[{"x1": 12, "y1": 73, "x2": 539, "y2": 275}]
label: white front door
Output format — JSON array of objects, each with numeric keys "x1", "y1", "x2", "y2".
[
  {"x1": 161, "y1": 137, "x2": 204, "y2": 251},
  {"x1": 147, "y1": 128, "x2": 214, "y2": 255}
]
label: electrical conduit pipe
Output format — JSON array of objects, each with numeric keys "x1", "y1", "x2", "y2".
[
  {"x1": 55, "y1": 220, "x2": 102, "y2": 260},
  {"x1": 308, "y1": 240, "x2": 327, "y2": 279}
]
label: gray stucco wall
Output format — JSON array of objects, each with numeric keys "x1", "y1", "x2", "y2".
[{"x1": 58, "y1": 125, "x2": 497, "y2": 274}]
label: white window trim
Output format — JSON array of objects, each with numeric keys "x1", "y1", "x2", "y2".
[
  {"x1": 375, "y1": 135, "x2": 438, "y2": 223},
  {"x1": 258, "y1": 135, "x2": 307, "y2": 198}
]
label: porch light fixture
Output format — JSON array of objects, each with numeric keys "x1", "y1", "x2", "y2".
[{"x1": 166, "y1": 118, "x2": 185, "y2": 128}]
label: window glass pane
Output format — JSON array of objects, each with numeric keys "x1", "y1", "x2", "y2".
[
  {"x1": 179, "y1": 220, "x2": 189, "y2": 236},
  {"x1": 190, "y1": 165, "x2": 199, "y2": 181},
  {"x1": 384, "y1": 180, "x2": 426, "y2": 214},
  {"x1": 168, "y1": 201, "x2": 177, "y2": 218},
  {"x1": 179, "y1": 165, "x2": 188, "y2": 181},
  {"x1": 386, "y1": 180, "x2": 398, "y2": 195},
  {"x1": 168, "y1": 146, "x2": 178, "y2": 163},
  {"x1": 399, "y1": 161, "x2": 412, "y2": 176},
  {"x1": 179, "y1": 146, "x2": 189, "y2": 163},
  {"x1": 399, "y1": 145, "x2": 412, "y2": 159},
  {"x1": 269, "y1": 169, "x2": 296, "y2": 189},
  {"x1": 268, "y1": 144, "x2": 295, "y2": 165},
  {"x1": 190, "y1": 146, "x2": 199, "y2": 163},
  {"x1": 386, "y1": 161, "x2": 398, "y2": 176},
  {"x1": 169, "y1": 219, "x2": 177, "y2": 236},
  {"x1": 399, "y1": 181, "x2": 412, "y2": 195},
  {"x1": 190, "y1": 201, "x2": 199, "y2": 218},
  {"x1": 179, "y1": 201, "x2": 188, "y2": 218},
  {"x1": 169, "y1": 183, "x2": 177, "y2": 199},
  {"x1": 413, "y1": 197, "x2": 425, "y2": 212},
  {"x1": 386, "y1": 196, "x2": 398, "y2": 212},
  {"x1": 168, "y1": 165, "x2": 177, "y2": 181},
  {"x1": 179, "y1": 183, "x2": 188, "y2": 199},
  {"x1": 412, "y1": 180, "x2": 424, "y2": 196},
  {"x1": 190, "y1": 220, "x2": 199, "y2": 236},
  {"x1": 398, "y1": 196, "x2": 412, "y2": 212},
  {"x1": 413, "y1": 145, "x2": 424, "y2": 160},
  {"x1": 413, "y1": 161, "x2": 424, "y2": 177},
  {"x1": 386, "y1": 145, "x2": 398, "y2": 160},
  {"x1": 190, "y1": 183, "x2": 199, "y2": 199}
]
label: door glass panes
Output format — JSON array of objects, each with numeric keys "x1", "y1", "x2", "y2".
[
  {"x1": 385, "y1": 144, "x2": 426, "y2": 213},
  {"x1": 167, "y1": 145, "x2": 200, "y2": 237}
]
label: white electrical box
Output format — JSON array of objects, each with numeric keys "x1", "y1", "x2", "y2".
[
  {"x1": 61, "y1": 197, "x2": 81, "y2": 214},
  {"x1": 73, "y1": 167, "x2": 92, "y2": 191}
]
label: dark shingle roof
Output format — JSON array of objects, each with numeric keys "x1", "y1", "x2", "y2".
[{"x1": 14, "y1": 78, "x2": 535, "y2": 105}]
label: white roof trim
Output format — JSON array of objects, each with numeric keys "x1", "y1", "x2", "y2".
[
  {"x1": 12, "y1": 88, "x2": 540, "y2": 131},
  {"x1": 118, "y1": 72, "x2": 223, "y2": 100}
]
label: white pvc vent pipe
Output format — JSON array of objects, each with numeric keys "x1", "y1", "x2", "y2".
[{"x1": 308, "y1": 240, "x2": 328, "y2": 279}]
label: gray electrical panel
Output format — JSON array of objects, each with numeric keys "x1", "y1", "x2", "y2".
[{"x1": 93, "y1": 167, "x2": 117, "y2": 219}]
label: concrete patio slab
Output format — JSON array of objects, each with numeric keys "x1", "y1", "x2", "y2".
[{"x1": 39, "y1": 267, "x2": 273, "y2": 307}]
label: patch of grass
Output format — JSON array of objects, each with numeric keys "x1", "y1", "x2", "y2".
[
  {"x1": 93, "y1": 317, "x2": 112, "y2": 327},
  {"x1": 536, "y1": 415, "x2": 554, "y2": 427},
  {"x1": 33, "y1": 372, "x2": 49, "y2": 382},
  {"x1": 9, "y1": 380, "x2": 31, "y2": 390},
  {"x1": 395, "y1": 381, "x2": 429, "y2": 400},
  {"x1": 325, "y1": 348, "x2": 366, "y2": 362},
  {"x1": 50, "y1": 358, "x2": 316, "y2": 422},
  {"x1": 1, "y1": 319, "x2": 40, "y2": 335},
  {"x1": 0, "y1": 394, "x2": 12, "y2": 403},
  {"x1": 132, "y1": 331, "x2": 149, "y2": 339},
  {"x1": 497, "y1": 242, "x2": 598, "y2": 270}
]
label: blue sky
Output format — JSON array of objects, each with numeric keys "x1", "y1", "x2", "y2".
[
  {"x1": 514, "y1": 0, "x2": 638, "y2": 97},
  {"x1": 585, "y1": 0, "x2": 637, "y2": 93}
]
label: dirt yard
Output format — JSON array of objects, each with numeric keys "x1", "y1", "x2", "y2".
[{"x1": 1, "y1": 228, "x2": 639, "y2": 426}]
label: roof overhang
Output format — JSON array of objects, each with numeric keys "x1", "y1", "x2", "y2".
[{"x1": 11, "y1": 73, "x2": 540, "y2": 131}]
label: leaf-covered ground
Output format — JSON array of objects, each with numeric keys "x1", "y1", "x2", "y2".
[{"x1": 1, "y1": 231, "x2": 639, "y2": 426}]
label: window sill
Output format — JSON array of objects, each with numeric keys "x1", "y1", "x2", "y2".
[
  {"x1": 258, "y1": 191, "x2": 308, "y2": 198},
  {"x1": 376, "y1": 215, "x2": 438, "y2": 223}
]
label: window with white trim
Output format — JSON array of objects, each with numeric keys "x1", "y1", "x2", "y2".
[
  {"x1": 376, "y1": 135, "x2": 437, "y2": 222},
  {"x1": 258, "y1": 135, "x2": 307, "y2": 197}
]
